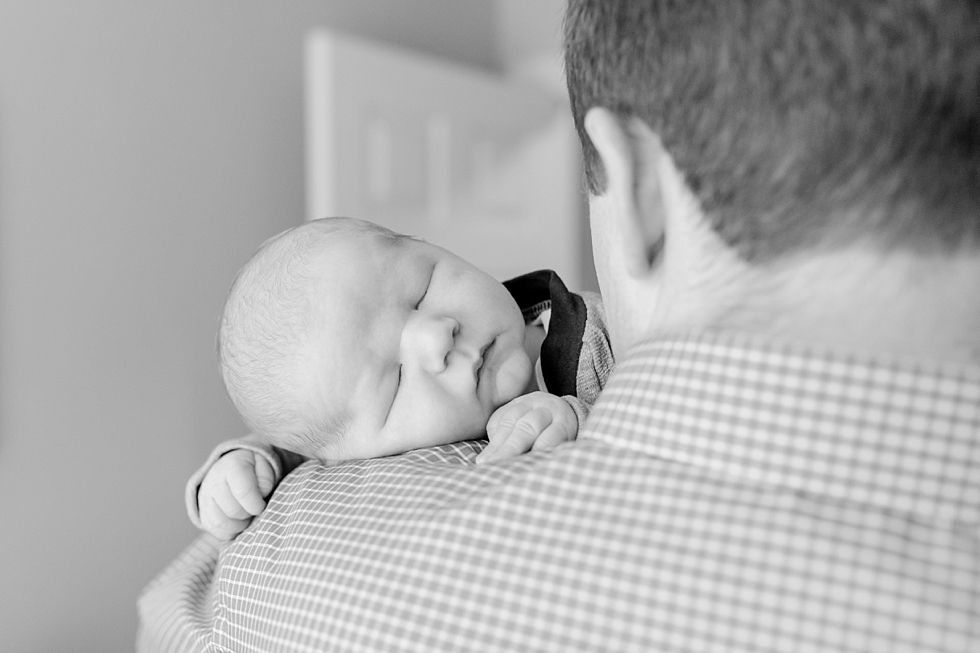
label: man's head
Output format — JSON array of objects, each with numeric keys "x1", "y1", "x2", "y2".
[
  {"x1": 564, "y1": 0, "x2": 980, "y2": 359},
  {"x1": 219, "y1": 218, "x2": 531, "y2": 463},
  {"x1": 566, "y1": 0, "x2": 980, "y2": 259}
]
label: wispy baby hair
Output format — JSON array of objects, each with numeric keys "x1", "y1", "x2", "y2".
[{"x1": 217, "y1": 218, "x2": 393, "y2": 456}]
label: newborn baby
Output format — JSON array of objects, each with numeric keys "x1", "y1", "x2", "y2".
[{"x1": 191, "y1": 217, "x2": 613, "y2": 539}]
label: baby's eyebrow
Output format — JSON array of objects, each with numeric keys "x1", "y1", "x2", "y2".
[
  {"x1": 388, "y1": 232, "x2": 424, "y2": 248},
  {"x1": 374, "y1": 233, "x2": 412, "y2": 263},
  {"x1": 381, "y1": 231, "x2": 408, "y2": 244}
]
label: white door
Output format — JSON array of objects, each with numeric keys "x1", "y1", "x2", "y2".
[{"x1": 305, "y1": 29, "x2": 581, "y2": 287}]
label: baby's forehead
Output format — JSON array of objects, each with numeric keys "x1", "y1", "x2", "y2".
[
  {"x1": 267, "y1": 225, "x2": 394, "y2": 288},
  {"x1": 315, "y1": 229, "x2": 412, "y2": 290},
  {"x1": 304, "y1": 229, "x2": 414, "y2": 342}
]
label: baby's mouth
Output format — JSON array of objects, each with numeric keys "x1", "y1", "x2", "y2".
[{"x1": 476, "y1": 338, "x2": 495, "y2": 386}]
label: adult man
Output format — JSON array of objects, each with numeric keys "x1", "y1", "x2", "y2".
[{"x1": 140, "y1": 1, "x2": 980, "y2": 651}]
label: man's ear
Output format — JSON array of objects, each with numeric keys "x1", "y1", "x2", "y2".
[{"x1": 584, "y1": 107, "x2": 666, "y2": 278}]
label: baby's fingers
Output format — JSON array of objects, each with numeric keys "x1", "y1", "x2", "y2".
[
  {"x1": 477, "y1": 408, "x2": 553, "y2": 464},
  {"x1": 200, "y1": 496, "x2": 252, "y2": 541},
  {"x1": 227, "y1": 468, "x2": 269, "y2": 517},
  {"x1": 529, "y1": 419, "x2": 576, "y2": 452},
  {"x1": 530, "y1": 401, "x2": 577, "y2": 451},
  {"x1": 485, "y1": 402, "x2": 518, "y2": 438},
  {"x1": 480, "y1": 402, "x2": 529, "y2": 462},
  {"x1": 211, "y1": 480, "x2": 260, "y2": 521}
]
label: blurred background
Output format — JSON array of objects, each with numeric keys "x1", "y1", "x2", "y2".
[{"x1": 0, "y1": 1, "x2": 589, "y2": 651}]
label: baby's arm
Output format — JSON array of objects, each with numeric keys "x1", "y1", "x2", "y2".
[
  {"x1": 197, "y1": 449, "x2": 277, "y2": 540},
  {"x1": 475, "y1": 392, "x2": 578, "y2": 464},
  {"x1": 187, "y1": 435, "x2": 306, "y2": 539},
  {"x1": 475, "y1": 285, "x2": 613, "y2": 464}
]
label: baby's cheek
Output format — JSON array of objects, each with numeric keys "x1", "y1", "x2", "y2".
[{"x1": 491, "y1": 353, "x2": 532, "y2": 407}]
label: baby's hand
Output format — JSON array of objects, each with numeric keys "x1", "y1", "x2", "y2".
[
  {"x1": 476, "y1": 392, "x2": 578, "y2": 464},
  {"x1": 198, "y1": 449, "x2": 277, "y2": 540}
]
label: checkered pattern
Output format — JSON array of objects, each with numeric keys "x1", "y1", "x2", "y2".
[{"x1": 138, "y1": 332, "x2": 980, "y2": 652}]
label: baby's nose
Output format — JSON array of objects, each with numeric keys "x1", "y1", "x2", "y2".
[{"x1": 409, "y1": 315, "x2": 459, "y2": 372}]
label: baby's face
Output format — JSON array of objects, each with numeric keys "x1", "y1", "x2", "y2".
[{"x1": 306, "y1": 229, "x2": 531, "y2": 462}]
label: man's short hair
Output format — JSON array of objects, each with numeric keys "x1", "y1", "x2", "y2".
[{"x1": 564, "y1": 0, "x2": 980, "y2": 260}]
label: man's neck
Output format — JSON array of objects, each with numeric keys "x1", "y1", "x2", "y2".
[{"x1": 724, "y1": 247, "x2": 980, "y2": 365}]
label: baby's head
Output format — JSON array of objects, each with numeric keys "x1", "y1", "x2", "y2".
[{"x1": 219, "y1": 217, "x2": 532, "y2": 463}]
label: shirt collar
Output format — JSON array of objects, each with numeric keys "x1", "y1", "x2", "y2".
[{"x1": 582, "y1": 331, "x2": 980, "y2": 525}]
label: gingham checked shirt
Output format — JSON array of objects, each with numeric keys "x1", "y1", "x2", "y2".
[{"x1": 138, "y1": 332, "x2": 980, "y2": 652}]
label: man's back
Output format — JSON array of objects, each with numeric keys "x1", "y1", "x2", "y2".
[{"x1": 140, "y1": 333, "x2": 979, "y2": 652}]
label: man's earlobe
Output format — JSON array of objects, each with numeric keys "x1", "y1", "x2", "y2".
[{"x1": 584, "y1": 108, "x2": 665, "y2": 278}]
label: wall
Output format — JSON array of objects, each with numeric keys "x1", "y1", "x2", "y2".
[
  {"x1": 0, "y1": 2, "x2": 496, "y2": 651},
  {"x1": 495, "y1": 0, "x2": 596, "y2": 291}
]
